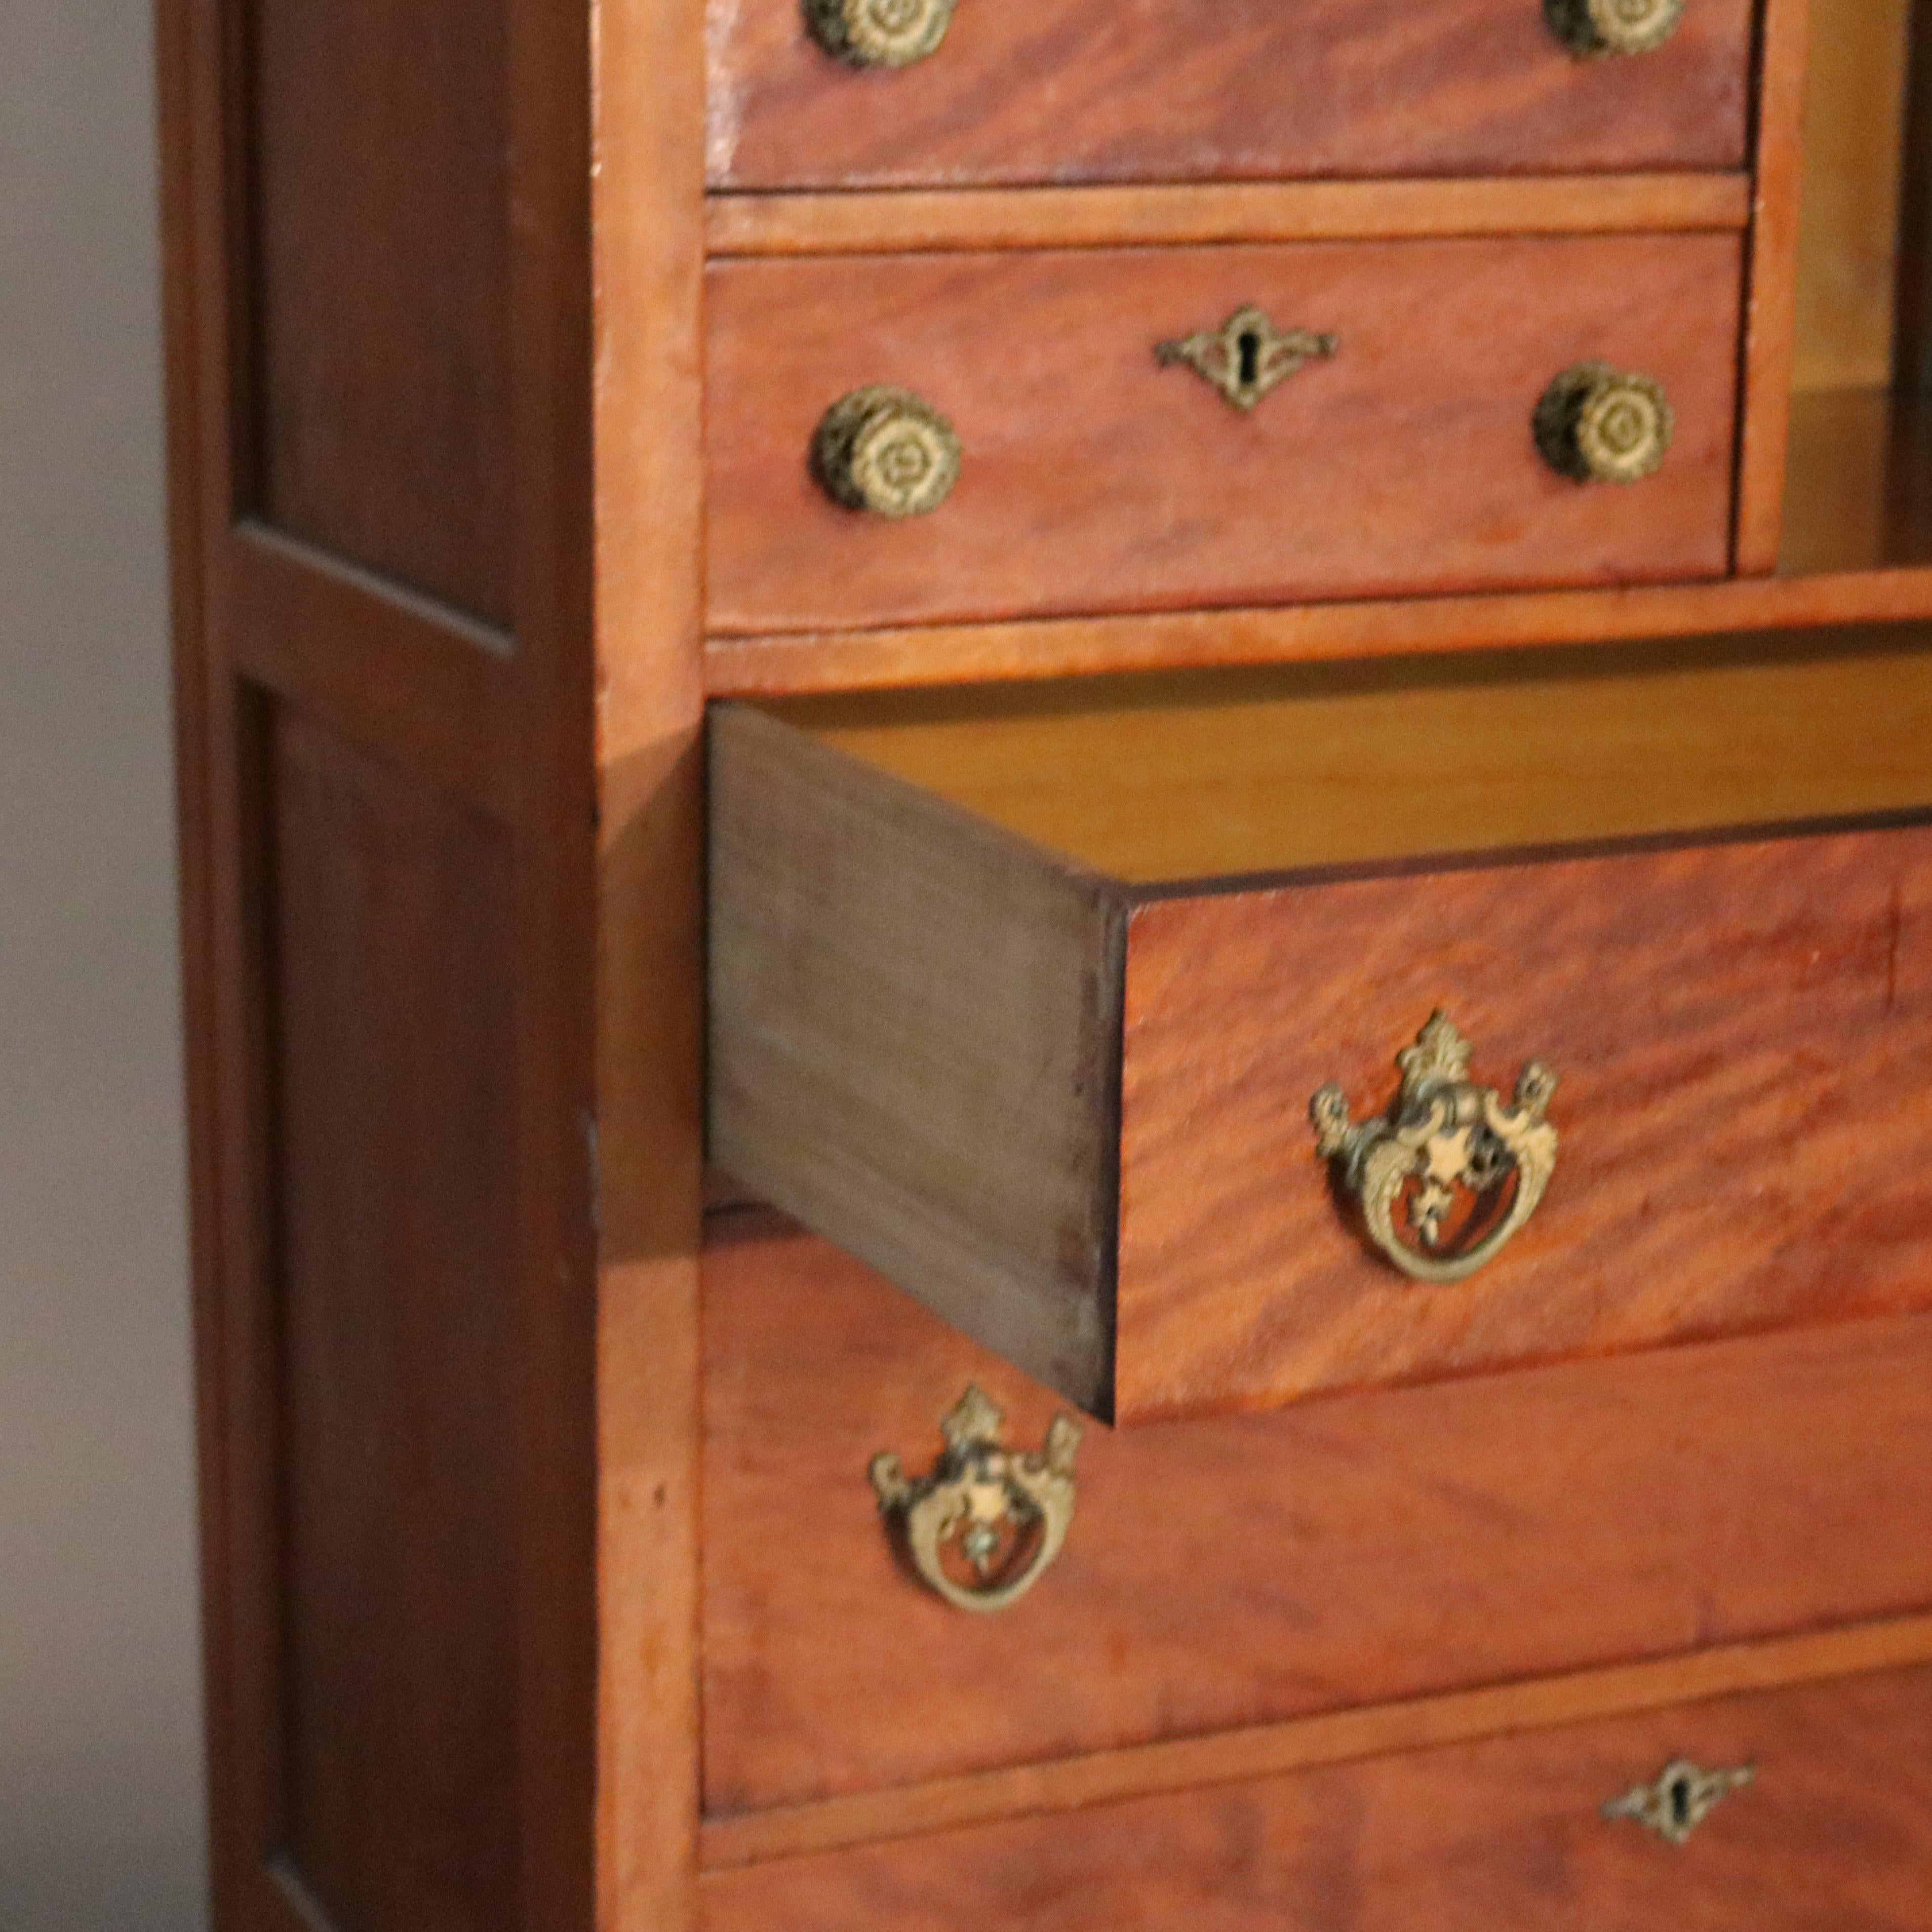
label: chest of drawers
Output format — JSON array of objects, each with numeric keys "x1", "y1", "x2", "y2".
[{"x1": 161, "y1": 1, "x2": 1932, "y2": 1929}]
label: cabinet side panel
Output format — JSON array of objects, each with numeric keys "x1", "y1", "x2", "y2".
[
  {"x1": 248, "y1": 0, "x2": 514, "y2": 625},
  {"x1": 268, "y1": 705, "x2": 520, "y2": 1932}
]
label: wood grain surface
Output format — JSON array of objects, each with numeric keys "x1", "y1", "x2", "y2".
[
  {"x1": 701, "y1": 1661, "x2": 1932, "y2": 1929},
  {"x1": 704, "y1": 174, "x2": 1753, "y2": 258},
  {"x1": 706, "y1": 0, "x2": 1753, "y2": 189},
  {"x1": 1898, "y1": 0, "x2": 1932, "y2": 395},
  {"x1": 250, "y1": 0, "x2": 514, "y2": 623},
  {"x1": 1119, "y1": 819, "x2": 1932, "y2": 1418},
  {"x1": 589, "y1": 0, "x2": 710, "y2": 1925},
  {"x1": 1732, "y1": 0, "x2": 1813, "y2": 573},
  {"x1": 268, "y1": 707, "x2": 520, "y2": 1932},
  {"x1": 1780, "y1": 388, "x2": 1932, "y2": 575},
  {"x1": 703, "y1": 575, "x2": 1932, "y2": 696},
  {"x1": 700, "y1": 1223, "x2": 1932, "y2": 1818},
  {"x1": 707, "y1": 237, "x2": 1745, "y2": 633},
  {"x1": 779, "y1": 637, "x2": 1932, "y2": 884},
  {"x1": 164, "y1": 0, "x2": 613, "y2": 1923},
  {"x1": 708, "y1": 704, "x2": 1124, "y2": 1413},
  {"x1": 1791, "y1": 0, "x2": 1914, "y2": 395},
  {"x1": 703, "y1": 1612, "x2": 1932, "y2": 1867}
]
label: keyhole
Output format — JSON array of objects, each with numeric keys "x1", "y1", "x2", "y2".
[
  {"x1": 1667, "y1": 1773, "x2": 1693, "y2": 1830},
  {"x1": 1237, "y1": 330, "x2": 1263, "y2": 390}
]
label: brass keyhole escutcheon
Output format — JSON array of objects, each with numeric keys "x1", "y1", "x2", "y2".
[
  {"x1": 1534, "y1": 363, "x2": 1675, "y2": 485},
  {"x1": 1156, "y1": 306, "x2": 1340, "y2": 412},
  {"x1": 1545, "y1": 0, "x2": 1685, "y2": 56},
  {"x1": 805, "y1": 0, "x2": 957, "y2": 68},
  {"x1": 1604, "y1": 1759, "x2": 1756, "y2": 1846},
  {"x1": 811, "y1": 386, "x2": 962, "y2": 519}
]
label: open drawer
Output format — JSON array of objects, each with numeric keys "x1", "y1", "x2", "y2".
[{"x1": 707, "y1": 632, "x2": 1932, "y2": 1424}]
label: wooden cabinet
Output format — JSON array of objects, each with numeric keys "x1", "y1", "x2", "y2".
[{"x1": 159, "y1": 1, "x2": 1932, "y2": 1929}]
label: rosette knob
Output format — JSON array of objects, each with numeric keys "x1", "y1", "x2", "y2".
[
  {"x1": 811, "y1": 386, "x2": 962, "y2": 519},
  {"x1": 1534, "y1": 362, "x2": 1675, "y2": 485},
  {"x1": 806, "y1": 0, "x2": 957, "y2": 69}
]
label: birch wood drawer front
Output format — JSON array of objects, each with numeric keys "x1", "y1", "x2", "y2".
[
  {"x1": 705, "y1": 235, "x2": 1743, "y2": 634},
  {"x1": 704, "y1": 1636, "x2": 1932, "y2": 1929},
  {"x1": 706, "y1": 642, "x2": 1932, "y2": 1425},
  {"x1": 702, "y1": 1224, "x2": 1932, "y2": 1820},
  {"x1": 706, "y1": 0, "x2": 1754, "y2": 189}
]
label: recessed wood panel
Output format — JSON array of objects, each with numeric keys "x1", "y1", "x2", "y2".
[
  {"x1": 706, "y1": 236, "x2": 1744, "y2": 634},
  {"x1": 706, "y1": 0, "x2": 1754, "y2": 190},
  {"x1": 701, "y1": 1224, "x2": 1932, "y2": 1816},
  {"x1": 702, "y1": 1655, "x2": 1932, "y2": 1930},
  {"x1": 270, "y1": 705, "x2": 519, "y2": 1932},
  {"x1": 250, "y1": 0, "x2": 514, "y2": 625}
]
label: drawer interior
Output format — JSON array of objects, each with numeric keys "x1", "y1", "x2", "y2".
[{"x1": 763, "y1": 627, "x2": 1932, "y2": 885}]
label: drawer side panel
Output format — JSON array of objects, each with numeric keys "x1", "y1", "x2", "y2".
[{"x1": 707, "y1": 706, "x2": 1122, "y2": 1410}]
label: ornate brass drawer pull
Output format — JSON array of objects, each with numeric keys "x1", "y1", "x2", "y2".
[
  {"x1": 806, "y1": 0, "x2": 956, "y2": 67},
  {"x1": 870, "y1": 1386, "x2": 1081, "y2": 1614},
  {"x1": 1604, "y1": 1759, "x2": 1756, "y2": 1845},
  {"x1": 1312, "y1": 1013, "x2": 1558, "y2": 1285},
  {"x1": 812, "y1": 386, "x2": 962, "y2": 518},
  {"x1": 1545, "y1": 0, "x2": 1685, "y2": 56},
  {"x1": 1535, "y1": 362, "x2": 1675, "y2": 483},
  {"x1": 1156, "y1": 306, "x2": 1339, "y2": 412}
]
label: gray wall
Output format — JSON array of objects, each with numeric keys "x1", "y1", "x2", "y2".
[{"x1": 0, "y1": 4, "x2": 210, "y2": 1928}]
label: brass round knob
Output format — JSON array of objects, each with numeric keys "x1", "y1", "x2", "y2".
[
  {"x1": 811, "y1": 386, "x2": 962, "y2": 519},
  {"x1": 805, "y1": 0, "x2": 956, "y2": 68},
  {"x1": 1534, "y1": 363, "x2": 1675, "y2": 485},
  {"x1": 1544, "y1": 0, "x2": 1685, "y2": 56}
]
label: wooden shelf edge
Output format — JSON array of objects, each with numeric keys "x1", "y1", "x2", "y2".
[
  {"x1": 696, "y1": 1612, "x2": 1932, "y2": 1871},
  {"x1": 702, "y1": 565, "x2": 1932, "y2": 697},
  {"x1": 705, "y1": 174, "x2": 1752, "y2": 258}
]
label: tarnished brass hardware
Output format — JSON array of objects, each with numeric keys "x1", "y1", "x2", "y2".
[
  {"x1": 1603, "y1": 1759, "x2": 1756, "y2": 1846},
  {"x1": 870, "y1": 1386, "x2": 1081, "y2": 1614},
  {"x1": 1155, "y1": 306, "x2": 1339, "y2": 412},
  {"x1": 1544, "y1": 0, "x2": 1685, "y2": 56},
  {"x1": 805, "y1": 0, "x2": 956, "y2": 67},
  {"x1": 1312, "y1": 1013, "x2": 1559, "y2": 1285},
  {"x1": 1534, "y1": 362, "x2": 1675, "y2": 484},
  {"x1": 811, "y1": 386, "x2": 962, "y2": 519}
]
